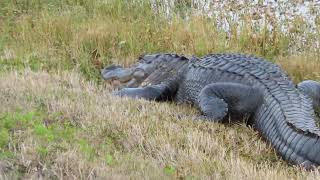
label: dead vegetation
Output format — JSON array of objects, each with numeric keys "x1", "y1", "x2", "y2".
[
  {"x1": 1, "y1": 0, "x2": 320, "y2": 179},
  {"x1": 0, "y1": 70, "x2": 319, "y2": 179}
]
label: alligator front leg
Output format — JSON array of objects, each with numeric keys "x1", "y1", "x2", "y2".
[
  {"x1": 113, "y1": 83, "x2": 176, "y2": 101},
  {"x1": 198, "y1": 82, "x2": 264, "y2": 123}
]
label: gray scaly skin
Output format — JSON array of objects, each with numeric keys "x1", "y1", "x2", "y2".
[
  {"x1": 102, "y1": 53, "x2": 320, "y2": 169},
  {"x1": 297, "y1": 80, "x2": 320, "y2": 112}
]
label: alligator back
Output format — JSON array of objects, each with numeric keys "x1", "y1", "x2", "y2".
[{"x1": 176, "y1": 53, "x2": 320, "y2": 167}]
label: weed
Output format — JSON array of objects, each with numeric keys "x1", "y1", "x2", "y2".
[
  {"x1": 164, "y1": 165, "x2": 176, "y2": 175},
  {"x1": 78, "y1": 139, "x2": 94, "y2": 160},
  {"x1": 105, "y1": 154, "x2": 113, "y2": 166},
  {"x1": 0, "y1": 128, "x2": 9, "y2": 148}
]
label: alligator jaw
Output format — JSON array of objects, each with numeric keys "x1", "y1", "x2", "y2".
[{"x1": 101, "y1": 65, "x2": 149, "y2": 88}]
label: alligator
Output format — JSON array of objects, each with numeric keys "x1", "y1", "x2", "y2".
[
  {"x1": 297, "y1": 80, "x2": 320, "y2": 112},
  {"x1": 102, "y1": 53, "x2": 320, "y2": 169}
]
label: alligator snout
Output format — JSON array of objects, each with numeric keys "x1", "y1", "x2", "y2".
[
  {"x1": 101, "y1": 65, "x2": 149, "y2": 88},
  {"x1": 101, "y1": 65, "x2": 133, "y2": 83}
]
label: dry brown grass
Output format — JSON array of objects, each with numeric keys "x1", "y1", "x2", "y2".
[
  {"x1": 2, "y1": 1, "x2": 320, "y2": 179},
  {"x1": 0, "y1": 70, "x2": 320, "y2": 179},
  {"x1": 0, "y1": 0, "x2": 295, "y2": 81},
  {"x1": 276, "y1": 54, "x2": 320, "y2": 83}
]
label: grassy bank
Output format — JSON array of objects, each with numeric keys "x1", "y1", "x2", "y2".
[
  {"x1": 1, "y1": 0, "x2": 320, "y2": 179},
  {"x1": 2, "y1": 70, "x2": 320, "y2": 179}
]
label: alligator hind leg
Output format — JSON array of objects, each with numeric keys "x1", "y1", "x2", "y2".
[
  {"x1": 198, "y1": 82, "x2": 264, "y2": 123},
  {"x1": 113, "y1": 83, "x2": 176, "y2": 101}
]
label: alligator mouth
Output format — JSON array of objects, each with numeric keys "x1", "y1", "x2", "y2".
[
  {"x1": 101, "y1": 65, "x2": 133, "y2": 83},
  {"x1": 101, "y1": 65, "x2": 147, "y2": 88}
]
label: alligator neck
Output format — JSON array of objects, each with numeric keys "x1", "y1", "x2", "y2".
[{"x1": 144, "y1": 57, "x2": 191, "y2": 85}]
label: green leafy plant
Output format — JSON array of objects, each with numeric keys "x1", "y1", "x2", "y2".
[{"x1": 163, "y1": 165, "x2": 176, "y2": 175}]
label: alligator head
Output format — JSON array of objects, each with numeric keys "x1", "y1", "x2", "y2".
[{"x1": 101, "y1": 53, "x2": 193, "y2": 88}]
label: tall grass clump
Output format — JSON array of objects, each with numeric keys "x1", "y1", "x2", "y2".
[
  {"x1": 1, "y1": 0, "x2": 320, "y2": 179},
  {"x1": 1, "y1": 0, "x2": 312, "y2": 81}
]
